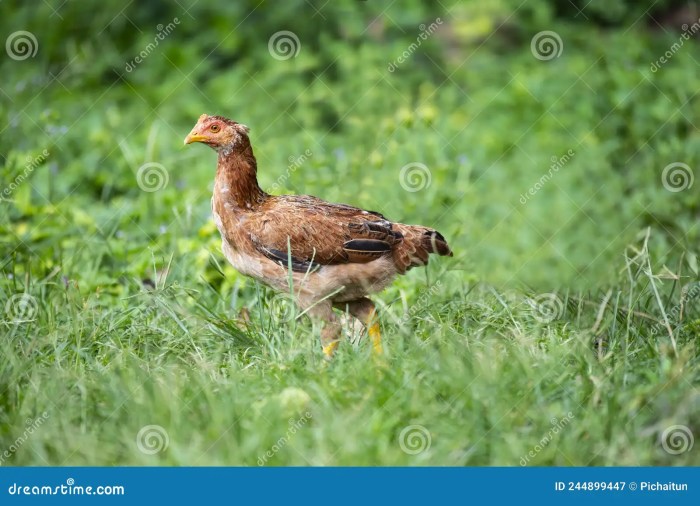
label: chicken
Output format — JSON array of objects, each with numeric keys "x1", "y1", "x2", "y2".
[{"x1": 184, "y1": 114, "x2": 452, "y2": 358}]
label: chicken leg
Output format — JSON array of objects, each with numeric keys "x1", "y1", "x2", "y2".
[{"x1": 335, "y1": 298, "x2": 383, "y2": 355}]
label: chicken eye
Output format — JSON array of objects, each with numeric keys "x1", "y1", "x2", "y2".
[{"x1": 210, "y1": 124, "x2": 220, "y2": 132}]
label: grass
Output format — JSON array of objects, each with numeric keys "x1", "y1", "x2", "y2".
[
  {"x1": 1, "y1": 0, "x2": 699, "y2": 466},
  {"x1": 1, "y1": 232, "x2": 699, "y2": 465}
]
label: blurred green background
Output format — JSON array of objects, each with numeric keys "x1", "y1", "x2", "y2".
[
  {"x1": 1, "y1": 0, "x2": 699, "y2": 466},
  {"x1": 2, "y1": 0, "x2": 698, "y2": 290}
]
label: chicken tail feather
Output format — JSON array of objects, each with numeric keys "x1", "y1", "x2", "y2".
[{"x1": 392, "y1": 224, "x2": 453, "y2": 273}]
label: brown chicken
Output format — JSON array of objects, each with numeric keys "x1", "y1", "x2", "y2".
[{"x1": 184, "y1": 114, "x2": 452, "y2": 358}]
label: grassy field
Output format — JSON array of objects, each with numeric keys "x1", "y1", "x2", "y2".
[{"x1": 1, "y1": 0, "x2": 699, "y2": 465}]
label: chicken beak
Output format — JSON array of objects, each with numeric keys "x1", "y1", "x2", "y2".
[{"x1": 184, "y1": 132, "x2": 207, "y2": 145}]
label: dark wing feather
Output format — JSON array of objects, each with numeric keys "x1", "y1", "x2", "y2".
[
  {"x1": 244, "y1": 195, "x2": 402, "y2": 267},
  {"x1": 259, "y1": 247, "x2": 322, "y2": 273}
]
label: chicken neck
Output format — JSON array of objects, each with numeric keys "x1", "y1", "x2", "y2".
[{"x1": 215, "y1": 143, "x2": 268, "y2": 210}]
